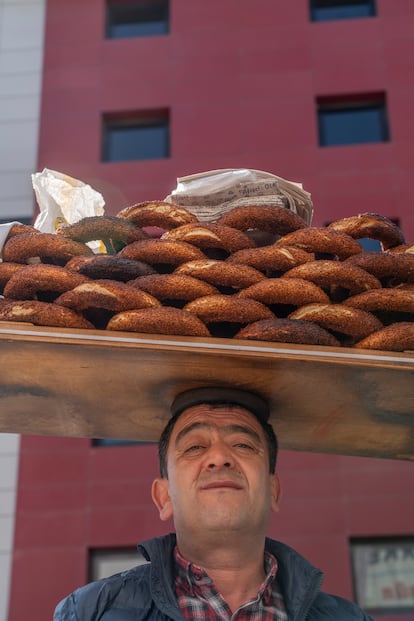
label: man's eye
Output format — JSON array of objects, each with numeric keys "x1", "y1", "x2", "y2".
[
  {"x1": 184, "y1": 445, "x2": 204, "y2": 453},
  {"x1": 234, "y1": 443, "x2": 255, "y2": 451}
]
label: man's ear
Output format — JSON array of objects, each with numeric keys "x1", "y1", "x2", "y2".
[
  {"x1": 270, "y1": 474, "x2": 282, "y2": 513},
  {"x1": 151, "y1": 478, "x2": 174, "y2": 522}
]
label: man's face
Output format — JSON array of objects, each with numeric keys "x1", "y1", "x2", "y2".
[{"x1": 151, "y1": 404, "x2": 280, "y2": 541}]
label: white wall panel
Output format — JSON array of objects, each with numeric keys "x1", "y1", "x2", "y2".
[
  {"x1": 0, "y1": 119, "x2": 39, "y2": 170},
  {"x1": 0, "y1": 1, "x2": 46, "y2": 618},
  {"x1": 0, "y1": 94, "x2": 40, "y2": 121},
  {"x1": 0, "y1": 2, "x2": 45, "y2": 50},
  {"x1": 0, "y1": 170, "x2": 33, "y2": 200},
  {"x1": 0, "y1": 0, "x2": 45, "y2": 223},
  {"x1": 0, "y1": 434, "x2": 20, "y2": 621},
  {"x1": 0, "y1": 48, "x2": 43, "y2": 74}
]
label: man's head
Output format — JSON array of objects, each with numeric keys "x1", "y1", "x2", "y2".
[
  {"x1": 158, "y1": 387, "x2": 278, "y2": 479},
  {"x1": 151, "y1": 387, "x2": 281, "y2": 551}
]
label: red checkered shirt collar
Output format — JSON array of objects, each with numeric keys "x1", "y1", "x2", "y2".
[{"x1": 174, "y1": 545, "x2": 288, "y2": 621}]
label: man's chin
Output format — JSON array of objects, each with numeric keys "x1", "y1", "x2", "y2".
[{"x1": 197, "y1": 510, "x2": 248, "y2": 532}]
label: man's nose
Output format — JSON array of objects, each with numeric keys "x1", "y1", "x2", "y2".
[{"x1": 205, "y1": 440, "x2": 234, "y2": 469}]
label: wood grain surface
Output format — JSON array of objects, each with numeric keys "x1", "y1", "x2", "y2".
[{"x1": 0, "y1": 322, "x2": 413, "y2": 460}]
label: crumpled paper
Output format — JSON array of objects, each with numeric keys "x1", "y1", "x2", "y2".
[
  {"x1": 32, "y1": 168, "x2": 105, "y2": 233},
  {"x1": 165, "y1": 168, "x2": 313, "y2": 226},
  {"x1": 0, "y1": 170, "x2": 106, "y2": 258}
]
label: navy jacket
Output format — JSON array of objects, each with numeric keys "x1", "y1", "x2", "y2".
[{"x1": 53, "y1": 533, "x2": 374, "y2": 620}]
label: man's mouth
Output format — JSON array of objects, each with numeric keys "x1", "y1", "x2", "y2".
[{"x1": 199, "y1": 480, "x2": 243, "y2": 491}]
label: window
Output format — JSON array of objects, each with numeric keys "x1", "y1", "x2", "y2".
[
  {"x1": 310, "y1": 0, "x2": 376, "y2": 21},
  {"x1": 106, "y1": 0, "x2": 169, "y2": 38},
  {"x1": 102, "y1": 110, "x2": 170, "y2": 162},
  {"x1": 317, "y1": 94, "x2": 389, "y2": 147},
  {"x1": 89, "y1": 548, "x2": 148, "y2": 581},
  {"x1": 351, "y1": 538, "x2": 414, "y2": 615},
  {"x1": 358, "y1": 238, "x2": 381, "y2": 251},
  {"x1": 92, "y1": 439, "x2": 151, "y2": 447}
]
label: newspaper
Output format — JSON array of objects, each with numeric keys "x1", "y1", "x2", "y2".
[{"x1": 165, "y1": 168, "x2": 313, "y2": 225}]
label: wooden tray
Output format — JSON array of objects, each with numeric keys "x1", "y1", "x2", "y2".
[{"x1": 0, "y1": 322, "x2": 413, "y2": 461}]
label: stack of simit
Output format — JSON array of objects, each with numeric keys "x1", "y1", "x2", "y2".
[{"x1": 0, "y1": 202, "x2": 413, "y2": 352}]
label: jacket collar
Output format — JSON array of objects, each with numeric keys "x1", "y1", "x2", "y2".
[
  {"x1": 139, "y1": 533, "x2": 323, "y2": 621},
  {"x1": 264, "y1": 538, "x2": 323, "y2": 621}
]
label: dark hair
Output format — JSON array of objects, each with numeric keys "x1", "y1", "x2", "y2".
[{"x1": 158, "y1": 404, "x2": 278, "y2": 478}]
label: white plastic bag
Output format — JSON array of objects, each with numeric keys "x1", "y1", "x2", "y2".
[{"x1": 32, "y1": 168, "x2": 105, "y2": 233}]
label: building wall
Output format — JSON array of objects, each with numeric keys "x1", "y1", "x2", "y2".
[
  {"x1": 0, "y1": 434, "x2": 19, "y2": 621},
  {"x1": 8, "y1": 439, "x2": 414, "y2": 621},
  {"x1": 6, "y1": 1, "x2": 414, "y2": 620},
  {"x1": 34, "y1": 0, "x2": 414, "y2": 241},
  {"x1": 0, "y1": 1, "x2": 45, "y2": 619},
  {"x1": 0, "y1": 0, "x2": 45, "y2": 222}
]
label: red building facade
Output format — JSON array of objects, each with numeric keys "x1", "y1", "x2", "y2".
[{"x1": 7, "y1": 1, "x2": 414, "y2": 619}]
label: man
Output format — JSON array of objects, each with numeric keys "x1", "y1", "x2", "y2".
[{"x1": 54, "y1": 387, "x2": 373, "y2": 620}]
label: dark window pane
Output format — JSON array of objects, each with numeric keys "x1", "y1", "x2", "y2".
[
  {"x1": 92, "y1": 439, "x2": 148, "y2": 447},
  {"x1": 310, "y1": 0, "x2": 376, "y2": 21},
  {"x1": 358, "y1": 238, "x2": 382, "y2": 251},
  {"x1": 318, "y1": 98, "x2": 389, "y2": 147},
  {"x1": 107, "y1": 0, "x2": 169, "y2": 38},
  {"x1": 103, "y1": 113, "x2": 169, "y2": 162}
]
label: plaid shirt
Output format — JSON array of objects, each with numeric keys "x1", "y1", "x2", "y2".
[{"x1": 174, "y1": 546, "x2": 288, "y2": 621}]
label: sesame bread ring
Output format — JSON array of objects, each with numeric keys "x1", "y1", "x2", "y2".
[
  {"x1": 129, "y1": 274, "x2": 218, "y2": 304},
  {"x1": 119, "y1": 239, "x2": 205, "y2": 272},
  {"x1": 3, "y1": 264, "x2": 90, "y2": 301},
  {"x1": 354, "y1": 322, "x2": 414, "y2": 352},
  {"x1": 283, "y1": 260, "x2": 381, "y2": 297},
  {"x1": 235, "y1": 318, "x2": 340, "y2": 347},
  {"x1": 238, "y1": 278, "x2": 330, "y2": 310},
  {"x1": 107, "y1": 307, "x2": 210, "y2": 337},
  {"x1": 5, "y1": 223, "x2": 37, "y2": 239},
  {"x1": 55, "y1": 279, "x2": 160, "y2": 313},
  {"x1": 57, "y1": 216, "x2": 147, "y2": 252},
  {"x1": 117, "y1": 201, "x2": 198, "y2": 230},
  {"x1": 328, "y1": 213, "x2": 405, "y2": 250},
  {"x1": 175, "y1": 260, "x2": 265, "y2": 291},
  {"x1": 0, "y1": 300, "x2": 93, "y2": 329},
  {"x1": 387, "y1": 244, "x2": 414, "y2": 254},
  {"x1": 184, "y1": 295, "x2": 274, "y2": 335},
  {"x1": 64, "y1": 256, "x2": 95, "y2": 272},
  {"x1": 161, "y1": 223, "x2": 255, "y2": 253},
  {"x1": 289, "y1": 303, "x2": 382, "y2": 343},
  {"x1": 217, "y1": 205, "x2": 306, "y2": 237},
  {"x1": 2, "y1": 232, "x2": 93, "y2": 265},
  {"x1": 275, "y1": 228, "x2": 362, "y2": 260},
  {"x1": 227, "y1": 245, "x2": 314, "y2": 274},
  {"x1": 343, "y1": 289, "x2": 414, "y2": 314},
  {"x1": 345, "y1": 252, "x2": 414, "y2": 283},
  {"x1": 394, "y1": 283, "x2": 414, "y2": 292},
  {"x1": 0, "y1": 262, "x2": 26, "y2": 293},
  {"x1": 65, "y1": 255, "x2": 157, "y2": 281}
]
